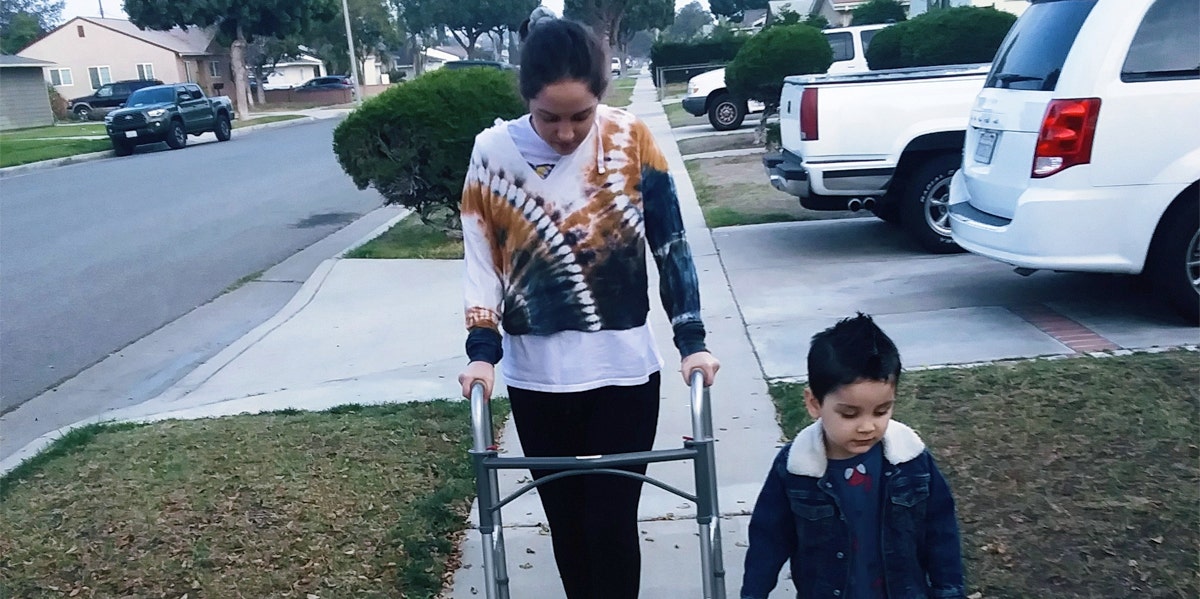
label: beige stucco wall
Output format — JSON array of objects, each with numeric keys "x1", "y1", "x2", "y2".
[
  {"x1": 17, "y1": 18, "x2": 186, "y2": 99},
  {"x1": 0, "y1": 68, "x2": 54, "y2": 130}
]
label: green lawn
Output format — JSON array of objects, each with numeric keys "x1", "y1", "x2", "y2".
[
  {"x1": 0, "y1": 138, "x2": 112, "y2": 168},
  {"x1": 0, "y1": 400, "x2": 510, "y2": 599},
  {"x1": 346, "y1": 213, "x2": 464, "y2": 260},
  {"x1": 769, "y1": 351, "x2": 1199, "y2": 598},
  {"x1": 605, "y1": 76, "x2": 637, "y2": 108},
  {"x1": 665, "y1": 101, "x2": 703, "y2": 128},
  {"x1": 0, "y1": 123, "x2": 106, "y2": 140}
]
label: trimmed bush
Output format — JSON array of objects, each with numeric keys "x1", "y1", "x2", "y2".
[
  {"x1": 47, "y1": 84, "x2": 69, "y2": 121},
  {"x1": 649, "y1": 36, "x2": 748, "y2": 85},
  {"x1": 726, "y1": 24, "x2": 832, "y2": 111},
  {"x1": 866, "y1": 6, "x2": 1016, "y2": 70},
  {"x1": 332, "y1": 68, "x2": 525, "y2": 231}
]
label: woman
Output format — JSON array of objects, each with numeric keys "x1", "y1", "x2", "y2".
[{"x1": 457, "y1": 8, "x2": 720, "y2": 598}]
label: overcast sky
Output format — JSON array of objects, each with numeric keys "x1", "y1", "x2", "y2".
[{"x1": 61, "y1": 0, "x2": 712, "y2": 23}]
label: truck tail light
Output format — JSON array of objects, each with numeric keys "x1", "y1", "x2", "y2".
[
  {"x1": 1032, "y1": 98, "x2": 1100, "y2": 178},
  {"x1": 800, "y1": 87, "x2": 818, "y2": 141}
]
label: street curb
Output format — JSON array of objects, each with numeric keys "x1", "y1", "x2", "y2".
[
  {"x1": 136, "y1": 258, "x2": 340, "y2": 408},
  {"x1": 0, "y1": 113, "x2": 336, "y2": 179},
  {"x1": 336, "y1": 207, "x2": 411, "y2": 258}
]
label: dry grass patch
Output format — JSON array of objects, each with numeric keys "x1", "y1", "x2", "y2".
[
  {"x1": 685, "y1": 155, "x2": 862, "y2": 228},
  {"x1": 677, "y1": 132, "x2": 758, "y2": 156},
  {"x1": 769, "y1": 351, "x2": 1199, "y2": 598},
  {"x1": 0, "y1": 400, "x2": 509, "y2": 598}
]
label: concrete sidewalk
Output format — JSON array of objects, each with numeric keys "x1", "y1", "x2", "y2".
[{"x1": 0, "y1": 74, "x2": 789, "y2": 596}]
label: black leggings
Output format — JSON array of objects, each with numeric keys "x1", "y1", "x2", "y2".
[{"x1": 507, "y1": 372, "x2": 662, "y2": 599}]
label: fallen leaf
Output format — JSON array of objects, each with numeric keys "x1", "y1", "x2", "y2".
[
  {"x1": 519, "y1": 563, "x2": 533, "y2": 569},
  {"x1": 69, "y1": 589, "x2": 80, "y2": 597},
  {"x1": 1150, "y1": 536, "x2": 1163, "y2": 544},
  {"x1": 967, "y1": 593, "x2": 983, "y2": 599},
  {"x1": 525, "y1": 548, "x2": 535, "y2": 554}
]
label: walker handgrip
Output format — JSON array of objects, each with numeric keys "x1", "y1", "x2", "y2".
[
  {"x1": 689, "y1": 369, "x2": 714, "y2": 442},
  {"x1": 470, "y1": 381, "x2": 494, "y2": 453}
]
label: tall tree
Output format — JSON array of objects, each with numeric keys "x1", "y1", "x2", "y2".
[
  {"x1": 851, "y1": 0, "x2": 906, "y2": 25},
  {"x1": 307, "y1": 0, "x2": 400, "y2": 77},
  {"x1": 564, "y1": 0, "x2": 627, "y2": 46},
  {"x1": 614, "y1": 0, "x2": 670, "y2": 70},
  {"x1": 124, "y1": 0, "x2": 336, "y2": 121},
  {"x1": 404, "y1": 0, "x2": 531, "y2": 59},
  {"x1": 707, "y1": 0, "x2": 741, "y2": 22},
  {"x1": 0, "y1": 0, "x2": 63, "y2": 53},
  {"x1": 244, "y1": 35, "x2": 302, "y2": 104},
  {"x1": 665, "y1": 1, "x2": 711, "y2": 42}
]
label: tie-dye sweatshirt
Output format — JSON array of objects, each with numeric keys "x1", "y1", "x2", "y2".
[{"x1": 461, "y1": 105, "x2": 706, "y2": 369}]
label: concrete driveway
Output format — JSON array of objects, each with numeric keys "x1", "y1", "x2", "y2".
[{"x1": 713, "y1": 217, "x2": 1198, "y2": 381}]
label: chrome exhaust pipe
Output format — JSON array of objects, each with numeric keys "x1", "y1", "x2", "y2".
[
  {"x1": 847, "y1": 198, "x2": 862, "y2": 212},
  {"x1": 862, "y1": 198, "x2": 876, "y2": 211}
]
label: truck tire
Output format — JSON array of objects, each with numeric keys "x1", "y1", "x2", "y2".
[
  {"x1": 165, "y1": 119, "x2": 187, "y2": 150},
  {"x1": 73, "y1": 105, "x2": 92, "y2": 121},
  {"x1": 902, "y1": 154, "x2": 963, "y2": 254},
  {"x1": 708, "y1": 93, "x2": 746, "y2": 131},
  {"x1": 214, "y1": 114, "x2": 232, "y2": 141},
  {"x1": 1148, "y1": 194, "x2": 1199, "y2": 324},
  {"x1": 111, "y1": 138, "x2": 134, "y2": 157}
]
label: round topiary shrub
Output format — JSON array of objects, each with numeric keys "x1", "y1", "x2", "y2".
[
  {"x1": 332, "y1": 67, "x2": 526, "y2": 231},
  {"x1": 866, "y1": 6, "x2": 1017, "y2": 70},
  {"x1": 726, "y1": 23, "x2": 833, "y2": 112}
]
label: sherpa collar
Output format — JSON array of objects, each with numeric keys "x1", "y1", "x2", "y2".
[{"x1": 786, "y1": 419, "x2": 926, "y2": 477}]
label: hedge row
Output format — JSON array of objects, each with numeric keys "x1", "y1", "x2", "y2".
[{"x1": 649, "y1": 37, "x2": 748, "y2": 85}]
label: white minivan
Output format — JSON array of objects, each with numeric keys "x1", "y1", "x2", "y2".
[
  {"x1": 949, "y1": 0, "x2": 1200, "y2": 322},
  {"x1": 680, "y1": 24, "x2": 889, "y2": 131}
]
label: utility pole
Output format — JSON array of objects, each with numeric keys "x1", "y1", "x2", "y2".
[
  {"x1": 98, "y1": 0, "x2": 105, "y2": 18},
  {"x1": 340, "y1": 0, "x2": 364, "y2": 105}
]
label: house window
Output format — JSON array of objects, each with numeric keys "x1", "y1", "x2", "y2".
[
  {"x1": 209, "y1": 61, "x2": 221, "y2": 78},
  {"x1": 87, "y1": 66, "x2": 112, "y2": 90},
  {"x1": 49, "y1": 68, "x2": 73, "y2": 86},
  {"x1": 77, "y1": 25, "x2": 85, "y2": 37},
  {"x1": 136, "y1": 63, "x2": 155, "y2": 80}
]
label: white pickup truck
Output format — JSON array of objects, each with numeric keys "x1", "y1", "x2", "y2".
[
  {"x1": 680, "y1": 23, "x2": 888, "y2": 131},
  {"x1": 763, "y1": 63, "x2": 990, "y2": 252}
]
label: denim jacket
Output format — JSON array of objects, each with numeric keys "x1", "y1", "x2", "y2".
[{"x1": 741, "y1": 420, "x2": 965, "y2": 599}]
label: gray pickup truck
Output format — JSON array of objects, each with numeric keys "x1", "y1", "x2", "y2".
[{"x1": 104, "y1": 83, "x2": 235, "y2": 156}]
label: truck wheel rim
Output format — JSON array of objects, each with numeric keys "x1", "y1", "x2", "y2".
[
  {"x1": 1187, "y1": 229, "x2": 1200, "y2": 292},
  {"x1": 220, "y1": 120, "x2": 230, "y2": 136},
  {"x1": 717, "y1": 103, "x2": 736, "y2": 125},
  {"x1": 924, "y1": 178, "x2": 952, "y2": 238},
  {"x1": 174, "y1": 126, "x2": 185, "y2": 144}
]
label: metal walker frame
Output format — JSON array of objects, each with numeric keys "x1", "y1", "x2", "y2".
[{"x1": 468, "y1": 370, "x2": 727, "y2": 598}]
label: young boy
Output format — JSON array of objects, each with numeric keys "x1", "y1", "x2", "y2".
[{"x1": 740, "y1": 313, "x2": 965, "y2": 599}]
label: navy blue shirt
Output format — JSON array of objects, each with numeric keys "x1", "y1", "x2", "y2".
[{"x1": 828, "y1": 443, "x2": 886, "y2": 598}]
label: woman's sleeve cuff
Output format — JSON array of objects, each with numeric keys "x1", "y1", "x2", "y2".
[
  {"x1": 466, "y1": 327, "x2": 502, "y2": 364},
  {"x1": 673, "y1": 320, "x2": 707, "y2": 358}
]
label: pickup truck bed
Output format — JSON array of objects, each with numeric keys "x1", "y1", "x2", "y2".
[{"x1": 764, "y1": 64, "x2": 989, "y2": 252}]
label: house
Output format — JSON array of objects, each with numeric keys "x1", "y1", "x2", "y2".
[
  {"x1": 735, "y1": 8, "x2": 770, "y2": 32},
  {"x1": 259, "y1": 53, "x2": 327, "y2": 89},
  {"x1": 831, "y1": 0, "x2": 911, "y2": 26},
  {"x1": 16, "y1": 17, "x2": 235, "y2": 104},
  {"x1": 970, "y1": 0, "x2": 1028, "y2": 16},
  {"x1": 0, "y1": 55, "x2": 56, "y2": 130},
  {"x1": 767, "y1": 0, "x2": 840, "y2": 26}
]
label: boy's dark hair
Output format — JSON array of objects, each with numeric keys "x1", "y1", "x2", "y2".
[
  {"x1": 517, "y1": 10, "x2": 609, "y2": 101},
  {"x1": 807, "y1": 313, "x2": 901, "y2": 403}
]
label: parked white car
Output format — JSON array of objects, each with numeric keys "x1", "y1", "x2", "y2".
[
  {"x1": 681, "y1": 24, "x2": 890, "y2": 131},
  {"x1": 949, "y1": 0, "x2": 1200, "y2": 322}
]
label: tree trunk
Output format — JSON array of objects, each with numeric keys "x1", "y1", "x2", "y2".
[
  {"x1": 253, "y1": 64, "x2": 267, "y2": 105},
  {"x1": 231, "y1": 25, "x2": 251, "y2": 121},
  {"x1": 756, "y1": 104, "x2": 777, "y2": 146}
]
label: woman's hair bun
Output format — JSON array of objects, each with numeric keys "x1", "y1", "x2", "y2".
[{"x1": 519, "y1": 6, "x2": 559, "y2": 42}]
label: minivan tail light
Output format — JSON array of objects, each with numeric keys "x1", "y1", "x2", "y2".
[
  {"x1": 1032, "y1": 98, "x2": 1100, "y2": 178},
  {"x1": 800, "y1": 87, "x2": 818, "y2": 141}
]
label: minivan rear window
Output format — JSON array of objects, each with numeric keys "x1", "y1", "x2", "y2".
[
  {"x1": 984, "y1": 0, "x2": 1097, "y2": 91},
  {"x1": 1121, "y1": 0, "x2": 1200, "y2": 82}
]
